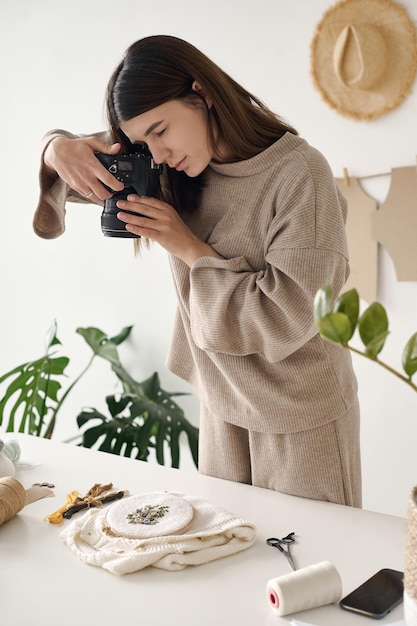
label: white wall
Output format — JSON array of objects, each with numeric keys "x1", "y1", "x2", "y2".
[{"x1": 1, "y1": 0, "x2": 417, "y2": 517}]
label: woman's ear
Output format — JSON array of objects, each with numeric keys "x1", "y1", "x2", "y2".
[{"x1": 192, "y1": 80, "x2": 212, "y2": 107}]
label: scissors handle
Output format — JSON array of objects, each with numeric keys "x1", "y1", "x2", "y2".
[
  {"x1": 266, "y1": 534, "x2": 297, "y2": 571},
  {"x1": 266, "y1": 538, "x2": 284, "y2": 551}
]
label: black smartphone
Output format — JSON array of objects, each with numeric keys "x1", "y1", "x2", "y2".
[{"x1": 340, "y1": 568, "x2": 404, "y2": 619}]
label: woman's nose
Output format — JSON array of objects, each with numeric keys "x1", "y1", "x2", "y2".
[{"x1": 150, "y1": 145, "x2": 170, "y2": 165}]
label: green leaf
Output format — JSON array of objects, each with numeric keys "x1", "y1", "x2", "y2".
[
  {"x1": 139, "y1": 372, "x2": 188, "y2": 401},
  {"x1": 358, "y1": 303, "x2": 389, "y2": 357},
  {"x1": 76, "y1": 327, "x2": 122, "y2": 366},
  {"x1": 402, "y1": 332, "x2": 417, "y2": 378},
  {"x1": 106, "y1": 393, "x2": 137, "y2": 419},
  {"x1": 313, "y1": 285, "x2": 333, "y2": 323},
  {"x1": 47, "y1": 356, "x2": 70, "y2": 375},
  {"x1": 76, "y1": 373, "x2": 198, "y2": 469},
  {"x1": 316, "y1": 312, "x2": 352, "y2": 344},
  {"x1": 363, "y1": 331, "x2": 390, "y2": 359},
  {"x1": 182, "y1": 423, "x2": 199, "y2": 468},
  {"x1": 0, "y1": 320, "x2": 198, "y2": 467},
  {"x1": 110, "y1": 326, "x2": 134, "y2": 346},
  {"x1": 77, "y1": 407, "x2": 107, "y2": 429},
  {"x1": 0, "y1": 354, "x2": 69, "y2": 436},
  {"x1": 334, "y1": 289, "x2": 359, "y2": 341},
  {"x1": 44, "y1": 319, "x2": 61, "y2": 352},
  {"x1": 111, "y1": 362, "x2": 146, "y2": 395},
  {"x1": 79, "y1": 412, "x2": 151, "y2": 461}
]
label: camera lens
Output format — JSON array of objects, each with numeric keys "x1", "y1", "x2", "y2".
[{"x1": 100, "y1": 190, "x2": 140, "y2": 238}]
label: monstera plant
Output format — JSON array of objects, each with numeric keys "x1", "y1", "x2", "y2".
[
  {"x1": 314, "y1": 286, "x2": 417, "y2": 394},
  {"x1": 0, "y1": 322, "x2": 198, "y2": 469}
]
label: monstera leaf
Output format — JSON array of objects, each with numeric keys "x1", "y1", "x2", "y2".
[
  {"x1": 0, "y1": 321, "x2": 198, "y2": 468},
  {"x1": 76, "y1": 372, "x2": 198, "y2": 469},
  {"x1": 0, "y1": 323, "x2": 133, "y2": 438},
  {"x1": 0, "y1": 321, "x2": 69, "y2": 437}
]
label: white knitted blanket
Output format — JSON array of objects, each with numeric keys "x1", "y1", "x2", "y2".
[{"x1": 60, "y1": 491, "x2": 256, "y2": 575}]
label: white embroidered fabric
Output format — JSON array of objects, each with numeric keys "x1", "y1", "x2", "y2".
[
  {"x1": 60, "y1": 491, "x2": 256, "y2": 575},
  {"x1": 105, "y1": 492, "x2": 195, "y2": 538}
]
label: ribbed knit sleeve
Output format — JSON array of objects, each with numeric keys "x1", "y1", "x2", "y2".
[
  {"x1": 188, "y1": 248, "x2": 347, "y2": 363},
  {"x1": 33, "y1": 130, "x2": 110, "y2": 239}
]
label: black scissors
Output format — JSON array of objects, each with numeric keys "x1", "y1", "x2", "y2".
[{"x1": 266, "y1": 532, "x2": 296, "y2": 571}]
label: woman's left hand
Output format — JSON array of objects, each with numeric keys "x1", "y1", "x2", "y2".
[{"x1": 116, "y1": 194, "x2": 221, "y2": 267}]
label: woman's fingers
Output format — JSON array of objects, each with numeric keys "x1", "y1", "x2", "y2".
[
  {"x1": 114, "y1": 193, "x2": 220, "y2": 267},
  {"x1": 44, "y1": 136, "x2": 124, "y2": 200},
  {"x1": 116, "y1": 195, "x2": 161, "y2": 224},
  {"x1": 116, "y1": 195, "x2": 186, "y2": 240}
]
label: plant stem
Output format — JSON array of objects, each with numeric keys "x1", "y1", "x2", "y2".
[
  {"x1": 44, "y1": 355, "x2": 96, "y2": 439},
  {"x1": 63, "y1": 433, "x2": 83, "y2": 444},
  {"x1": 346, "y1": 344, "x2": 417, "y2": 393}
]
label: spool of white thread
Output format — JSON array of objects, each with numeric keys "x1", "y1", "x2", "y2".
[{"x1": 266, "y1": 561, "x2": 342, "y2": 616}]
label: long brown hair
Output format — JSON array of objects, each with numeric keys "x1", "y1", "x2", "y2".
[{"x1": 106, "y1": 35, "x2": 298, "y2": 212}]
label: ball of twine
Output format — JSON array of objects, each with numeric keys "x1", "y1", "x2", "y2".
[
  {"x1": 0, "y1": 477, "x2": 27, "y2": 526},
  {"x1": 405, "y1": 485, "x2": 417, "y2": 600}
]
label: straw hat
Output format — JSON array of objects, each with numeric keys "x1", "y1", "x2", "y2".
[{"x1": 311, "y1": 0, "x2": 417, "y2": 120}]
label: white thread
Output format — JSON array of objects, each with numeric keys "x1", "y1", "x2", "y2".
[{"x1": 266, "y1": 561, "x2": 342, "y2": 616}]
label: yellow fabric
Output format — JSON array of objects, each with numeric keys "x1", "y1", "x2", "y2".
[{"x1": 45, "y1": 490, "x2": 79, "y2": 525}]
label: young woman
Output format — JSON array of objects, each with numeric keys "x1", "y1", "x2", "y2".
[{"x1": 34, "y1": 35, "x2": 361, "y2": 507}]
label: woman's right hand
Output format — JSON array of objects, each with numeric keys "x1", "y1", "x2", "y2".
[{"x1": 43, "y1": 135, "x2": 124, "y2": 201}]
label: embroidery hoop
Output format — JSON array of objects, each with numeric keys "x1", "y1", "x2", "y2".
[{"x1": 102, "y1": 492, "x2": 195, "y2": 539}]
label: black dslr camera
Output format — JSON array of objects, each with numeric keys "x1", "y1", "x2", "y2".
[{"x1": 95, "y1": 144, "x2": 162, "y2": 238}]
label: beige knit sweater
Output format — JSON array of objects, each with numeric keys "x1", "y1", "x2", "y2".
[
  {"x1": 60, "y1": 491, "x2": 256, "y2": 575},
  {"x1": 34, "y1": 131, "x2": 358, "y2": 434}
]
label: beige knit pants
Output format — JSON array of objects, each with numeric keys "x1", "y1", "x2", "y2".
[{"x1": 198, "y1": 399, "x2": 362, "y2": 507}]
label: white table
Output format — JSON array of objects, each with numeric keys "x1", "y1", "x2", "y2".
[{"x1": 0, "y1": 434, "x2": 407, "y2": 626}]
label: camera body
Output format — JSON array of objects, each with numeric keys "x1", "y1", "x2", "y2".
[{"x1": 95, "y1": 145, "x2": 162, "y2": 238}]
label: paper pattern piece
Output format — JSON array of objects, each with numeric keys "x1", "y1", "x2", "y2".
[
  {"x1": 26, "y1": 485, "x2": 55, "y2": 504},
  {"x1": 372, "y1": 166, "x2": 417, "y2": 281},
  {"x1": 336, "y1": 176, "x2": 378, "y2": 303}
]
